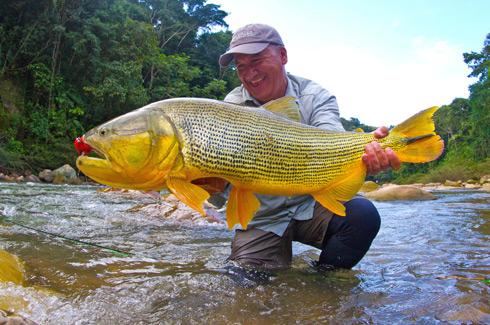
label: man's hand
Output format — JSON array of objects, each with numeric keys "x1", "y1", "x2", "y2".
[{"x1": 362, "y1": 126, "x2": 402, "y2": 175}]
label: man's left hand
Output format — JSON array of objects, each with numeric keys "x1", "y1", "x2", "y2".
[{"x1": 362, "y1": 126, "x2": 402, "y2": 175}]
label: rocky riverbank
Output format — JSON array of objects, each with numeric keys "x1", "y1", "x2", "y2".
[
  {"x1": 359, "y1": 176, "x2": 490, "y2": 201},
  {"x1": 1, "y1": 165, "x2": 489, "y2": 198},
  {"x1": 0, "y1": 164, "x2": 99, "y2": 186}
]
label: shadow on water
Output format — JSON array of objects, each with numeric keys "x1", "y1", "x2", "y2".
[{"x1": 1, "y1": 183, "x2": 489, "y2": 324}]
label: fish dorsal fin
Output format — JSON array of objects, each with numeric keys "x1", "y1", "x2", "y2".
[
  {"x1": 353, "y1": 128, "x2": 364, "y2": 133},
  {"x1": 226, "y1": 186, "x2": 260, "y2": 230},
  {"x1": 312, "y1": 162, "x2": 367, "y2": 216},
  {"x1": 262, "y1": 96, "x2": 301, "y2": 122}
]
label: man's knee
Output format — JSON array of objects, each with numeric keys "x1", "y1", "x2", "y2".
[
  {"x1": 344, "y1": 197, "x2": 381, "y2": 239},
  {"x1": 319, "y1": 198, "x2": 381, "y2": 269},
  {"x1": 324, "y1": 197, "x2": 381, "y2": 252}
]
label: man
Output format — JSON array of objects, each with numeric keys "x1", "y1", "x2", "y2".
[{"x1": 217, "y1": 24, "x2": 401, "y2": 271}]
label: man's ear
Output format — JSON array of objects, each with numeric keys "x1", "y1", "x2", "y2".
[{"x1": 280, "y1": 46, "x2": 288, "y2": 65}]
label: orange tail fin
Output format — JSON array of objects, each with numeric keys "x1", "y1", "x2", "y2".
[{"x1": 389, "y1": 106, "x2": 444, "y2": 163}]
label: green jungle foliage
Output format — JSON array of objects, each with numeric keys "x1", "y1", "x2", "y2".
[
  {"x1": 0, "y1": 0, "x2": 489, "y2": 183},
  {"x1": 0, "y1": 0, "x2": 240, "y2": 173}
]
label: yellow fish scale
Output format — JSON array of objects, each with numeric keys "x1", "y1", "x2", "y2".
[{"x1": 146, "y1": 98, "x2": 378, "y2": 195}]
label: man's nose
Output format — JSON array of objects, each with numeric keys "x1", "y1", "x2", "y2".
[{"x1": 244, "y1": 66, "x2": 258, "y2": 79}]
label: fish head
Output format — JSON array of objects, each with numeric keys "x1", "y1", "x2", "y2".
[{"x1": 76, "y1": 108, "x2": 180, "y2": 190}]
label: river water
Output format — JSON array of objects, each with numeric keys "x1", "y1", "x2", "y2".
[{"x1": 0, "y1": 182, "x2": 489, "y2": 324}]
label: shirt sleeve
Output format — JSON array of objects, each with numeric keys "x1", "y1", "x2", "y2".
[{"x1": 308, "y1": 88, "x2": 345, "y2": 132}]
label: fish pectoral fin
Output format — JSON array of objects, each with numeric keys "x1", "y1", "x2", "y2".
[
  {"x1": 313, "y1": 162, "x2": 367, "y2": 216},
  {"x1": 226, "y1": 187, "x2": 260, "y2": 230},
  {"x1": 167, "y1": 176, "x2": 210, "y2": 215}
]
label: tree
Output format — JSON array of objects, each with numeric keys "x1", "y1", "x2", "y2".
[
  {"x1": 0, "y1": 0, "x2": 236, "y2": 172},
  {"x1": 463, "y1": 33, "x2": 490, "y2": 160}
]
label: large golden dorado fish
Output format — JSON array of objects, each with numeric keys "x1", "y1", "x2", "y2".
[{"x1": 76, "y1": 97, "x2": 444, "y2": 230}]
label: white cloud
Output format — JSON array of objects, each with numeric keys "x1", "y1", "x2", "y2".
[{"x1": 286, "y1": 38, "x2": 473, "y2": 127}]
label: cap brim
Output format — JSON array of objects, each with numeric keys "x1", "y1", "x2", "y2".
[{"x1": 219, "y1": 43, "x2": 270, "y2": 67}]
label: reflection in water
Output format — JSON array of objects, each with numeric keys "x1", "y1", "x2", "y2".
[{"x1": 0, "y1": 182, "x2": 489, "y2": 324}]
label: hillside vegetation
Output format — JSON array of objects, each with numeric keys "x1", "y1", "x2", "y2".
[{"x1": 0, "y1": 1, "x2": 489, "y2": 183}]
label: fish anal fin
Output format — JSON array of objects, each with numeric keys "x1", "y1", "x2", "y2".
[
  {"x1": 262, "y1": 96, "x2": 301, "y2": 122},
  {"x1": 167, "y1": 176, "x2": 210, "y2": 215},
  {"x1": 226, "y1": 187, "x2": 260, "y2": 230},
  {"x1": 313, "y1": 163, "x2": 367, "y2": 216},
  {"x1": 313, "y1": 192, "x2": 347, "y2": 216},
  {"x1": 226, "y1": 187, "x2": 240, "y2": 230}
]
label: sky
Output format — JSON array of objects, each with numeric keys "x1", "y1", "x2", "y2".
[{"x1": 211, "y1": 0, "x2": 490, "y2": 127}]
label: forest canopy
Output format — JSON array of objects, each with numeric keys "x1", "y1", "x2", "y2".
[
  {"x1": 0, "y1": 0, "x2": 489, "y2": 183},
  {"x1": 0, "y1": 0, "x2": 240, "y2": 171}
]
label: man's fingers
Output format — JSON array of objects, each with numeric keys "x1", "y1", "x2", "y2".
[
  {"x1": 373, "y1": 126, "x2": 389, "y2": 139},
  {"x1": 385, "y1": 147, "x2": 402, "y2": 171}
]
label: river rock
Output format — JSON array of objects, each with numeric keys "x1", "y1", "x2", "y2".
[
  {"x1": 52, "y1": 164, "x2": 79, "y2": 184},
  {"x1": 425, "y1": 182, "x2": 442, "y2": 187},
  {"x1": 483, "y1": 183, "x2": 490, "y2": 192},
  {"x1": 358, "y1": 181, "x2": 379, "y2": 192},
  {"x1": 122, "y1": 192, "x2": 226, "y2": 226},
  {"x1": 0, "y1": 249, "x2": 25, "y2": 285},
  {"x1": 0, "y1": 174, "x2": 14, "y2": 182},
  {"x1": 38, "y1": 169, "x2": 54, "y2": 183},
  {"x1": 0, "y1": 309, "x2": 38, "y2": 325},
  {"x1": 464, "y1": 183, "x2": 481, "y2": 189},
  {"x1": 363, "y1": 184, "x2": 436, "y2": 201},
  {"x1": 444, "y1": 180, "x2": 462, "y2": 187},
  {"x1": 480, "y1": 175, "x2": 490, "y2": 184},
  {"x1": 25, "y1": 174, "x2": 40, "y2": 183}
]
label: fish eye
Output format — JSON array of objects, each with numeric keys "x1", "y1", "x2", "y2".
[{"x1": 99, "y1": 128, "x2": 108, "y2": 136}]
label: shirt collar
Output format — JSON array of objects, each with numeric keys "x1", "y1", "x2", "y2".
[{"x1": 241, "y1": 74, "x2": 295, "y2": 106}]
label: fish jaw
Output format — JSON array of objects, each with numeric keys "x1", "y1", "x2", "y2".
[{"x1": 76, "y1": 155, "x2": 139, "y2": 189}]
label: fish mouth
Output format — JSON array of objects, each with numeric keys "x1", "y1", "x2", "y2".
[
  {"x1": 75, "y1": 136, "x2": 106, "y2": 161},
  {"x1": 75, "y1": 138, "x2": 116, "y2": 180},
  {"x1": 76, "y1": 148, "x2": 130, "y2": 188}
]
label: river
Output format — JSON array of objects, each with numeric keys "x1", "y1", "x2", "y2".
[{"x1": 1, "y1": 182, "x2": 489, "y2": 324}]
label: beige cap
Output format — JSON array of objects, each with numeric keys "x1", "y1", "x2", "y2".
[{"x1": 219, "y1": 24, "x2": 284, "y2": 67}]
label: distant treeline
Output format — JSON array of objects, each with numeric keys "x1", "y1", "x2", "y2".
[
  {"x1": 0, "y1": 1, "x2": 489, "y2": 182},
  {"x1": 379, "y1": 32, "x2": 490, "y2": 184}
]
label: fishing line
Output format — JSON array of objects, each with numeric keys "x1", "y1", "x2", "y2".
[{"x1": 1, "y1": 213, "x2": 134, "y2": 257}]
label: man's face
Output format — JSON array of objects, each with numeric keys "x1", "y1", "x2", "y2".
[{"x1": 234, "y1": 45, "x2": 288, "y2": 104}]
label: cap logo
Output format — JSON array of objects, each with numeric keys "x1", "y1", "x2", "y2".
[{"x1": 234, "y1": 30, "x2": 254, "y2": 40}]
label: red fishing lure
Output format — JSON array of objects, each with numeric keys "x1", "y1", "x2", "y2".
[{"x1": 74, "y1": 137, "x2": 92, "y2": 156}]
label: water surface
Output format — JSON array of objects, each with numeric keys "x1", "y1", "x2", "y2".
[{"x1": 1, "y1": 182, "x2": 489, "y2": 324}]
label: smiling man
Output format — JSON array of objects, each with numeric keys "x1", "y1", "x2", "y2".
[{"x1": 218, "y1": 24, "x2": 401, "y2": 272}]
